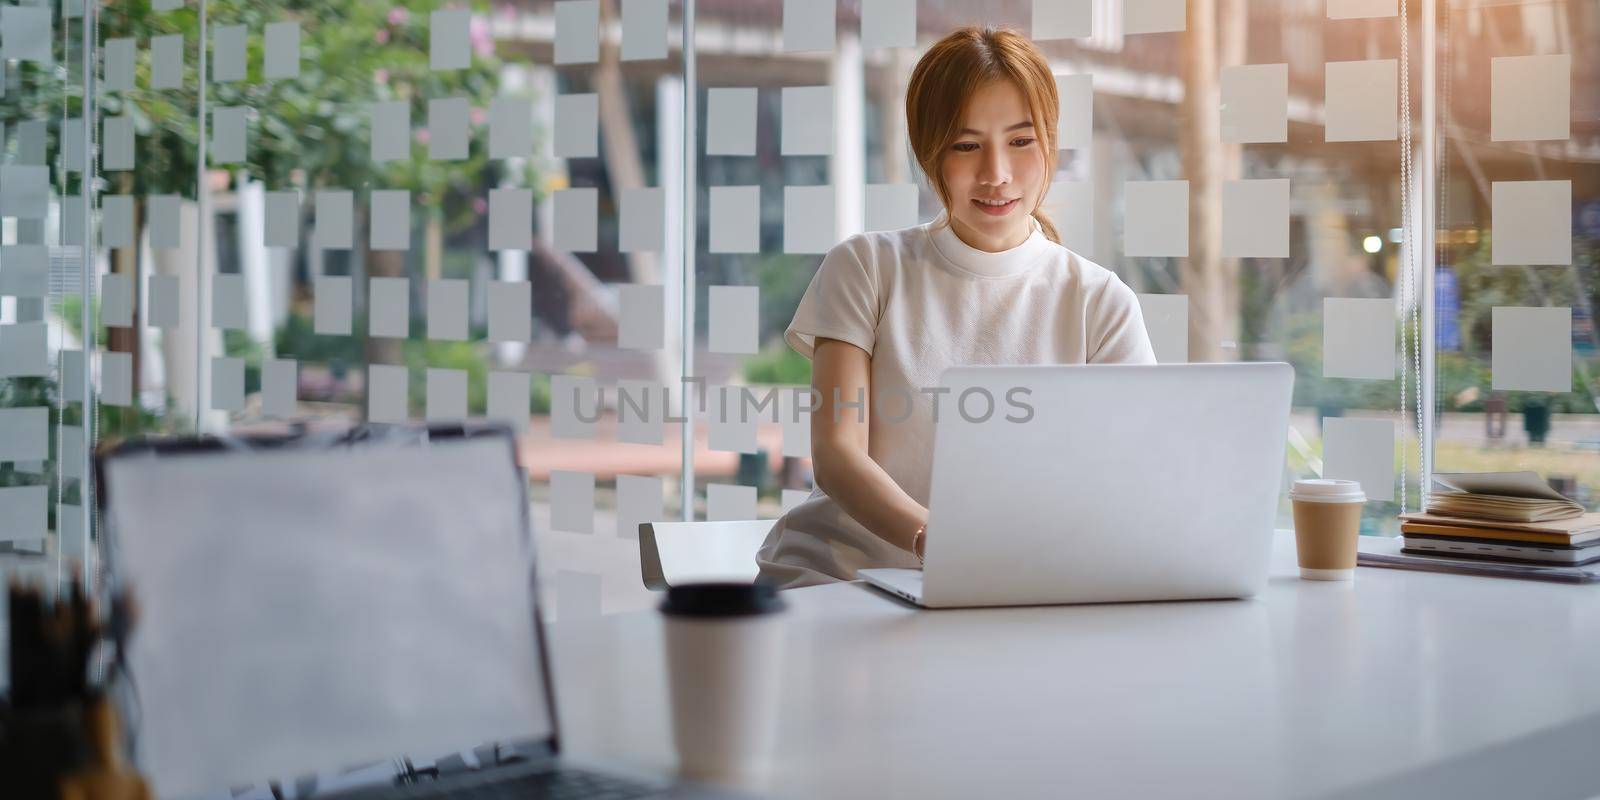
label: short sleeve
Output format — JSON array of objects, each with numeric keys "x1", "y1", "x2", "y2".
[
  {"x1": 1089, "y1": 276, "x2": 1158, "y2": 365},
  {"x1": 784, "y1": 237, "x2": 880, "y2": 359}
]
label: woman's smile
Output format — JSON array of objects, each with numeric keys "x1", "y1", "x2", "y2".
[{"x1": 972, "y1": 196, "x2": 1020, "y2": 216}]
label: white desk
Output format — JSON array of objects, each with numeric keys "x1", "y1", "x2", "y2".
[{"x1": 548, "y1": 531, "x2": 1600, "y2": 799}]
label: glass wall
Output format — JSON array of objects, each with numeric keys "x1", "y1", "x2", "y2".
[{"x1": 3, "y1": 0, "x2": 1591, "y2": 613}]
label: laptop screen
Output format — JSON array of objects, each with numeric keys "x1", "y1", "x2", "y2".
[{"x1": 101, "y1": 432, "x2": 552, "y2": 799}]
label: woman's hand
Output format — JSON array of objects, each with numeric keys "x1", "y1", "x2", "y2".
[{"x1": 809, "y1": 337, "x2": 930, "y2": 555}]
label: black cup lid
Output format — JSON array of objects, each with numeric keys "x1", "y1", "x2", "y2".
[{"x1": 659, "y1": 581, "x2": 786, "y2": 618}]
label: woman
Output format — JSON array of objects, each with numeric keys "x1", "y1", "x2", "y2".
[{"x1": 754, "y1": 26, "x2": 1157, "y2": 589}]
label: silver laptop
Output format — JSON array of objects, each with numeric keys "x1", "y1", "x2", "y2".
[
  {"x1": 859, "y1": 363, "x2": 1294, "y2": 608},
  {"x1": 98, "y1": 425, "x2": 724, "y2": 799}
]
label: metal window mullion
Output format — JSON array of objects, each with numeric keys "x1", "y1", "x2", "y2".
[{"x1": 679, "y1": 0, "x2": 697, "y2": 521}]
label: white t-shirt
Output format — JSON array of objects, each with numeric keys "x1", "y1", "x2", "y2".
[{"x1": 754, "y1": 210, "x2": 1158, "y2": 589}]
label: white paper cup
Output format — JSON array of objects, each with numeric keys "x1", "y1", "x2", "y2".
[{"x1": 660, "y1": 582, "x2": 787, "y2": 788}]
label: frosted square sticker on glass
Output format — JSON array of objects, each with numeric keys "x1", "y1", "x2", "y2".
[
  {"x1": 620, "y1": 187, "x2": 665, "y2": 253},
  {"x1": 489, "y1": 97, "x2": 533, "y2": 159},
  {"x1": 1321, "y1": 416, "x2": 1394, "y2": 502},
  {"x1": 1033, "y1": 0, "x2": 1091, "y2": 40},
  {"x1": 211, "y1": 24, "x2": 247, "y2": 83},
  {"x1": 784, "y1": 185, "x2": 836, "y2": 254},
  {"x1": 265, "y1": 191, "x2": 299, "y2": 247},
  {"x1": 554, "y1": 0, "x2": 600, "y2": 64},
  {"x1": 428, "y1": 97, "x2": 471, "y2": 161},
  {"x1": 262, "y1": 358, "x2": 297, "y2": 419},
  {"x1": 316, "y1": 190, "x2": 354, "y2": 249},
  {"x1": 487, "y1": 371, "x2": 530, "y2": 431},
  {"x1": 426, "y1": 368, "x2": 468, "y2": 422},
  {"x1": 430, "y1": 8, "x2": 471, "y2": 70},
  {"x1": 551, "y1": 375, "x2": 599, "y2": 440},
  {"x1": 551, "y1": 471, "x2": 596, "y2": 534},
  {"x1": 103, "y1": 116, "x2": 136, "y2": 171},
  {"x1": 367, "y1": 364, "x2": 408, "y2": 423},
  {"x1": 1222, "y1": 178, "x2": 1291, "y2": 258},
  {"x1": 783, "y1": 0, "x2": 835, "y2": 53},
  {"x1": 101, "y1": 273, "x2": 134, "y2": 328},
  {"x1": 264, "y1": 21, "x2": 301, "y2": 79},
  {"x1": 709, "y1": 285, "x2": 759, "y2": 354},
  {"x1": 1042, "y1": 180, "x2": 1093, "y2": 254},
  {"x1": 103, "y1": 38, "x2": 136, "y2": 92},
  {"x1": 1137, "y1": 293, "x2": 1188, "y2": 363},
  {"x1": 781, "y1": 86, "x2": 832, "y2": 156},
  {"x1": 61, "y1": 350, "x2": 85, "y2": 403},
  {"x1": 1325, "y1": 59, "x2": 1397, "y2": 142},
  {"x1": 554, "y1": 93, "x2": 598, "y2": 159},
  {"x1": 1327, "y1": 0, "x2": 1396, "y2": 19},
  {"x1": 1221, "y1": 64, "x2": 1287, "y2": 144},
  {"x1": 487, "y1": 281, "x2": 532, "y2": 342},
  {"x1": 862, "y1": 0, "x2": 916, "y2": 49},
  {"x1": 371, "y1": 101, "x2": 411, "y2": 163},
  {"x1": 618, "y1": 284, "x2": 665, "y2": 350},
  {"x1": 1492, "y1": 307, "x2": 1571, "y2": 393},
  {"x1": 865, "y1": 183, "x2": 919, "y2": 232},
  {"x1": 16, "y1": 120, "x2": 47, "y2": 165},
  {"x1": 427, "y1": 279, "x2": 469, "y2": 341},
  {"x1": 148, "y1": 275, "x2": 181, "y2": 329},
  {"x1": 1124, "y1": 180, "x2": 1188, "y2": 257},
  {"x1": 211, "y1": 356, "x2": 245, "y2": 412},
  {"x1": 489, "y1": 187, "x2": 533, "y2": 250},
  {"x1": 616, "y1": 474, "x2": 665, "y2": 540},
  {"x1": 782, "y1": 489, "x2": 811, "y2": 513},
  {"x1": 621, "y1": 0, "x2": 668, "y2": 61},
  {"x1": 148, "y1": 195, "x2": 181, "y2": 249},
  {"x1": 709, "y1": 386, "x2": 760, "y2": 454},
  {"x1": 1323, "y1": 297, "x2": 1395, "y2": 380},
  {"x1": 1492, "y1": 180, "x2": 1570, "y2": 266},
  {"x1": 0, "y1": 323, "x2": 47, "y2": 378},
  {"x1": 0, "y1": 245, "x2": 49, "y2": 297},
  {"x1": 0, "y1": 487, "x2": 46, "y2": 542},
  {"x1": 212, "y1": 273, "x2": 247, "y2": 330},
  {"x1": 314, "y1": 275, "x2": 353, "y2": 335},
  {"x1": 369, "y1": 277, "x2": 411, "y2": 339},
  {"x1": 707, "y1": 483, "x2": 757, "y2": 522},
  {"x1": 102, "y1": 195, "x2": 136, "y2": 248},
  {"x1": 369, "y1": 190, "x2": 411, "y2": 251},
  {"x1": 616, "y1": 379, "x2": 665, "y2": 445},
  {"x1": 706, "y1": 88, "x2": 757, "y2": 156},
  {"x1": 0, "y1": 165, "x2": 48, "y2": 219},
  {"x1": 60, "y1": 425, "x2": 85, "y2": 477},
  {"x1": 64, "y1": 121, "x2": 86, "y2": 173},
  {"x1": 1, "y1": 7, "x2": 53, "y2": 65},
  {"x1": 1055, "y1": 74, "x2": 1092, "y2": 151},
  {"x1": 709, "y1": 186, "x2": 760, "y2": 253},
  {"x1": 1491, "y1": 55, "x2": 1570, "y2": 143},
  {"x1": 151, "y1": 34, "x2": 183, "y2": 89},
  {"x1": 1124, "y1": 0, "x2": 1186, "y2": 34},
  {"x1": 0, "y1": 407, "x2": 48, "y2": 462},
  {"x1": 63, "y1": 195, "x2": 85, "y2": 245},
  {"x1": 101, "y1": 351, "x2": 133, "y2": 406},
  {"x1": 211, "y1": 106, "x2": 248, "y2": 164},
  {"x1": 553, "y1": 188, "x2": 598, "y2": 253}
]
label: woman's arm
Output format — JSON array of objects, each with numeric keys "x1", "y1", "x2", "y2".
[{"x1": 808, "y1": 337, "x2": 929, "y2": 556}]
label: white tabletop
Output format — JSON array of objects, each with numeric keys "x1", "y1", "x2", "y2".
[{"x1": 547, "y1": 531, "x2": 1600, "y2": 799}]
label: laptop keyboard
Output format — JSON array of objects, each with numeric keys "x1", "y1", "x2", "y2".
[{"x1": 362, "y1": 766, "x2": 670, "y2": 800}]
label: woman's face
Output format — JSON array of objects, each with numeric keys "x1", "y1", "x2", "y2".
[{"x1": 939, "y1": 79, "x2": 1048, "y2": 252}]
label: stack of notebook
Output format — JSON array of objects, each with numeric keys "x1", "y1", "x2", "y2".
[{"x1": 1399, "y1": 472, "x2": 1600, "y2": 567}]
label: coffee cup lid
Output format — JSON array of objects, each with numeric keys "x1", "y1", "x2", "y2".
[
  {"x1": 1290, "y1": 478, "x2": 1366, "y2": 503},
  {"x1": 659, "y1": 582, "x2": 787, "y2": 618}
]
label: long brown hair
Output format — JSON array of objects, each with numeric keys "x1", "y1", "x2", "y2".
[{"x1": 905, "y1": 26, "x2": 1062, "y2": 244}]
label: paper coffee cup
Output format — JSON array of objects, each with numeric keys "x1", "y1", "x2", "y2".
[
  {"x1": 1289, "y1": 479, "x2": 1366, "y2": 580},
  {"x1": 660, "y1": 582, "x2": 787, "y2": 788}
]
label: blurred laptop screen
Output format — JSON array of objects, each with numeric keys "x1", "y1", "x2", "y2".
[{"x1": 102, "y1": 435, "x2": 550, "y2": 798}]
